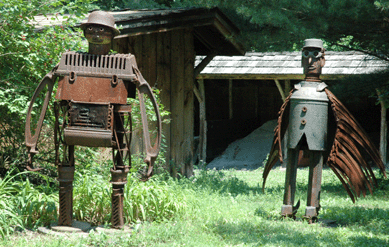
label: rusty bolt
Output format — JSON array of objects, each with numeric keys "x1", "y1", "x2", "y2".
[{"x1": 301, "y1": 119, "x2": 307, "y2": 125}]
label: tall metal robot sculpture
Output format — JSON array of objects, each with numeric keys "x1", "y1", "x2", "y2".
[
  {"x1": 263, "y1": 39, "x2": 386, "y2": 223},
  {"x1": 25, "y1": 11, "x2": 162, "y2": 229}
]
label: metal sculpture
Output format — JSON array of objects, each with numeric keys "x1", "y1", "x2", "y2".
[
  {"x1": 262, "y1": 39, "x2": 386, "y2": 223},
  {"x1": 25, "y1": 11, "x2": 162, "y2": 229}
]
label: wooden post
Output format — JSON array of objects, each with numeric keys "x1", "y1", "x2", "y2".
[
  {"x1": 377, "y1": 89, "x2": 387, "y2": 165},
  {"x1": 285, "y1": 79, "x2": 291, "y2": 95},
  {"x1": 229, "y1": 79, "x2": 233, "y2": 119},
  {"x1": 183, "y1": 29, "x2": 195, "y2": 177},
  {"x1": 157, "y1": 32, "x2": 171, "y2": 171},
  {"x1": 170, "y1": 29, "x2": 185, "y2": 177},
  {"x1": 198, "y1": 79, "x2": 207, "y2": 165}
]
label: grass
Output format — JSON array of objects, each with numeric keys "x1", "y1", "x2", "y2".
[{"x1": 1, "y1": 166, "x2": 389, "y2": 246}]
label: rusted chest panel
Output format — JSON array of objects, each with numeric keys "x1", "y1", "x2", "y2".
[
  {"x1": 55, "y1": 52, "x2": 137, "y2": 105},
  {"x1": 54, "y1": 51, "x2": 137, "y2": 147}
]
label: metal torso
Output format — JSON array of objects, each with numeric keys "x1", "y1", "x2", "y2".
[
  {"x1": 288, "y1": 81, "x2": 329, "y2": 151},
  {"x1": 54, "y1": 51, "x2": 136, "y2": 148}
]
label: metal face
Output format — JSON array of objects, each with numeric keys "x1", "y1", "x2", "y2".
[
  {"x1": 84, "y1": 25, "x2": 113, "y2": 45},
  {"x1": 302, "y1": 47, "x2": 325, "y2": 77},
  {"x1": 80, "y1": 10, "x2": 120, "y2": 36}
]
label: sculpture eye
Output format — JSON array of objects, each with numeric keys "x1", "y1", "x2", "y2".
[
  {"x1": 100, "y1": 27, "x2": 105, "y2": 32},
  {"x1": 314, "y1": 51, "x2": 319, "y2": 56},
  {"x1": 87, "y1": 27, "x2": 93, "y2": 31}
]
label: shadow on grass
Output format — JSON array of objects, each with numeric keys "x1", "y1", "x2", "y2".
[
  {"x1": 321, "y1": 205, "x2": 389, "y2": 230},
  {"x1": 209, "y1": 216, "x2": 389, "y2": 246},
  {"x1": 191, "y1": 169, "x2": 262, "y2": 196}
]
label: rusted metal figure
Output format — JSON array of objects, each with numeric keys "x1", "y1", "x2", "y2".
[
  {"x1": 25, "y1": 11, "x2": 161, "y2": 229},
  {"x1": 263, "y1": 39, "x2": 386, "y2": 223}
]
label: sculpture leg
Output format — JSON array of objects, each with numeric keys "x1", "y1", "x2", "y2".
[
  {"x1": 305, "y1": 150, "x2": 323, "y2": 223},
  {"x1": 110, "y1": 169, "x2": 126, "y2": 228},
  {"x1": 110, "y1": 111, "x2": 130, "y2": 228},
  {"x1": 282, "y1": 148, "x2": 299, "y2": 217},
  {"x1": 58, "y1": 145, "x2": 75, "y2": 226}
]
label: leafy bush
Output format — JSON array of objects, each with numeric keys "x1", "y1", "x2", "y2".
[
  {"x1": 72, "y1": 168, "x2": 187, "y2": 226},
  {"x1": 0, "y1": 0, "x2": 92, "y2": 176},
  {"x1": 0, "y1": 170, "x2": 57, "y2": 238}
]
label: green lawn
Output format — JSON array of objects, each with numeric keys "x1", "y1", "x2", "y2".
[{"x1": 1, "y1": 167, "x2": 388, "y2": 246}]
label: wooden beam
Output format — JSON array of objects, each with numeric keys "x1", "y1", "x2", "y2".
[
  {"x1": 194, "y1": 50, "x2": 218, "y2": 78},
  {"x1": 274, "y1": 79, "x2": 286, "y2": 102},
  {"x1": 196, "y1": 74, "x2": 346, "y2": 81},
  {"x1": 193, "y1": 85, "x2": 203, "y2": 103},
  {"x1": 229, "y1": 79, "x2": 233, "y2": 119},
  {"x1": 183, "y1": 29, "x2": 195, "y2": 177},
  {"x1": 377, "y1": 89, "x2": 387, "y2": 165},
  {"x1": 285, "y1": 79, "x2": 291, "y2": 95},
  {"x1": 198, "y1": 79, "x2": 207, "y2": 164},
  {"x1": 157, "y1": 31, "x2": 171, "y2": 171},
  {"x1": 170, "y1": 29, "x2": 185, "y2": 176}
]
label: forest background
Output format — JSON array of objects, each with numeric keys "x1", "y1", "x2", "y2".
[{"x1": 2, "y1": 0, "x2": 389, "y2": 192}]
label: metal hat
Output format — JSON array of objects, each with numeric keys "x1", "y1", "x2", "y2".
[
  {"x1": 303, "y1": 39, "x2": 323, "y2": 49},
  {"x1": 80, "y1": 11, "x2": 120, "y2": 36}
]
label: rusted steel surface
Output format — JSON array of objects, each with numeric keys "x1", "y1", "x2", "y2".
[
  {"x1": 325, "y1": 89, "x2": 387, "y2": 202},
  {"x1": 58, "y1": 165, "x2": 75, "y2": 226},
  {"x1": 25, "y1": 11, "x2": 162, "y2": 229},
  {"x1": 55, "y1": 52, "x2": 139, "y2": 104},
  {"x1": 262, "y1": 38, "x2": 386, "y2": 222},
  {"x1": 56, "y1": 76, "x2": 128, "y2": 104},
  {"x1": 25, "y1": 67, "x2": 57, "y2": 171}
]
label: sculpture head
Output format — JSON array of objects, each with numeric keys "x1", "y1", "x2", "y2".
[
  {"x1": 80, "y1": 11, "x2": 120, "y2": 55},
  {"x1": 301, "y1": 39, "x2": 325, "y2": 80}
]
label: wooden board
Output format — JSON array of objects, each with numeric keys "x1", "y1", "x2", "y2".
[
  {"x1": 170, "y1": 29, "x2": 185, "y2": 176},
  {"x1": 183, "y1": 29, "x2": 195, "y2": 176},
  {"x1": 157, "y1": 31, "x2": 171, "y2": 171}
]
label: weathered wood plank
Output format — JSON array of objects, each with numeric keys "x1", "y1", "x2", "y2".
[
  {"x1": 112, "y1": 37, "x2": 128, "y2": 53},
  {"x1": 170, "y1": 29, "x2": 185, "y2": 176},
  {"x1": 132, "y1": 35, "x2": 142, "y2": 72},
  {"x1": 198, "y1": 79, "x2": 207, "y2": 164},
  {"x1": 196, "y1": 74, "x2": 346, "y2": 80},
  {"x1": 157, "y1": 31, "x2": 171, "y2": 171},
  {"x1": 142, "y1": 34, "x2": 151, "y2": 83},
  {"x1": 148, "y1": 33, "x2": 157, "y2": 87},
  {"x1": 183, "y1": 29, "x2": 195, "y2": 177}
]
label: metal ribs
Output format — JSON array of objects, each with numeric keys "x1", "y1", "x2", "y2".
[{"x1": 55, "y1": 52, "x2": 137, "y2": 80}]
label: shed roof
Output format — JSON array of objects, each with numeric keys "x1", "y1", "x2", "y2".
[
  {"x1": 195, "y1": 51, "x2": 389, "y2": 80},
  {"x1": 33, "y1": 8, "x2": 245, "y2": 56}
]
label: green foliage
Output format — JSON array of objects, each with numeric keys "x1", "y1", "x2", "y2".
[
  {"x1": 3, "y1": 168, "x2": 389, "y2": 245},
  {"x1": 0, "y1": 170, "x2": 57, "y2": 238},
  {"x1": 0, "y1": 0, "x2": 92, "y2": 175},
  {"x1": 128, "y1": 89, "x2": 171, "y2": 175}
]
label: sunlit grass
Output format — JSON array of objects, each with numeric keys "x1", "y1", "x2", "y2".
[{"x1": 1, "y1": 167, "x2": 389, "y2": 246}]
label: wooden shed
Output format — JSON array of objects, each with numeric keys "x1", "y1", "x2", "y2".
[
  {"x1": 196, "y1": 51, "x2": 389, "y2": 162},
  {"x1": 104, "y1": 8, "x2": 245, "y2": 176}
]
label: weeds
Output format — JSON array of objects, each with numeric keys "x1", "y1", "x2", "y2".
[{"x1": 2, "y1": 166, "x2": 389, "y2": 246}]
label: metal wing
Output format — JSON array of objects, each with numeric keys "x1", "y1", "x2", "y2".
[
  {"x1": 325, "y1": 89, "x2": 386, "y2": 202},
  {"x1": 262, "y1": 90, "x2": 294, "y2": 189}
]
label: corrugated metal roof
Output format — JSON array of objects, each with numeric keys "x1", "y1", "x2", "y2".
[{"x1": 196, "y1": 51, "x2": 389, "y2": 80}]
